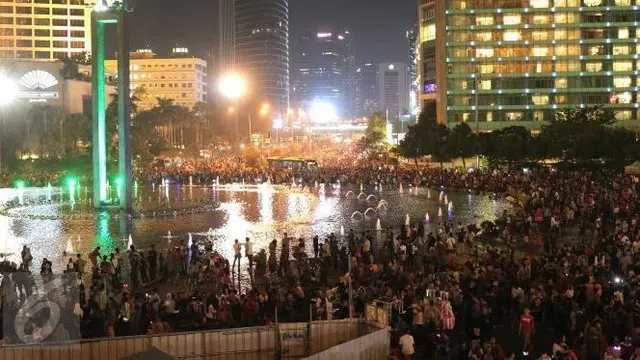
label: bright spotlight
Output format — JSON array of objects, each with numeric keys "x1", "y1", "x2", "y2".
[
  {"x1": 218, "y1": 73, "x2": 246, "y2": 100},
  {"x1": 310, "y1": 101, "x2": 337, "y2": 123}
]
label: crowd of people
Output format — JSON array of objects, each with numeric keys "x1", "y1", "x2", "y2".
[{"x1": 2, "y1": 162, "x2": 640, "y2": 360}]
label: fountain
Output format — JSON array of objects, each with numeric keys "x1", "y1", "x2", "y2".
[
  {"x1": 444, "y1": 195, "x2": 449, "y2": 205},
  {"x1": 357, "y1": 192, "x2": 367, "y2": 200},
  {"x1": 216, "y1": 176, "x2": 220, "y2": 187},
  {"x1": 360, "y1": 183, "x2": 364, "y2": 192},
  {"x1": 380, "y1": 184, "x2": 383, "y2": 192},
  {"x1": 189, "y1": 176, "x2": 193, "y2": 187},
  {"x1": 65, "y1": 237, "x2": 75, "y2": 255},
  {"x1": 242, "y1": 178, "x2": 246, "y2": 187},
  {"x1": 438, "y1": 207, "x2": 443, "y2": 217},
  {"x1": 188, "y1": 233, "x2": 193, "y2": 248},
  {"x1": 448, "y1": 201, "x2": 454, "y2": 212},
  {"x1": 425, "y1": 213, "x2": 430, "y2": 223},
  {"x1": 345, "y1": 190, "x2": 355, "y2": 199},
  {"x1": 340, "y1": 225, "x2": 345, "y2": 237},
  {"x1": 364, "y1": 207, "x2": 377, "y2": 216},
  {"x1": 46, "y1": 183, "x2": 52, "y2": 202},
  {"x1": 366, "y1": 194, "x2": 377, "y2": 202},
  {"x1": 351, "y1": 211, "x2": 364, "y2": 220},
  {"x1": 376, "y1": 218, "x2": 382, "y2": 231},
  {"x1": 399, "y1": 183, "x2": 403, "y2": 193},
  {"x1": 439, "y1": 191, "x2": 444, "y2": 202},
  {"x1": 314, "y1": 181, "x2": 318, "y2": 188},
  {"x1": 127, "y1": 234, "x2": 134, "y2": 249},
  {"x1": 163, "y1": 231, "x2": 179, "y2": 244},
  {"x1": 404, "y1": 214, "x2": 410, "y2": 226}
]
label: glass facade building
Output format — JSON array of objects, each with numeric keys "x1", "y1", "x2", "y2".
[
  {"x1": 235, "y1": 0, "x2": 290, "y2": 117},
  {"x1": 442, "y1": 0, "x2": 640, "y2": 127}
]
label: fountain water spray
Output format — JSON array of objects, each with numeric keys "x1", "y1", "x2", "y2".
[
  {"x1": 439, "y1": 191, "x2": 444, "y2": 202},
  {"x1": 438, "y1": 207, "x2": 443, "y2": 217},
  {"x1": 376, "y1": 218, "x2": 382, "y2": 231},
  {"x1": 425, "y1": 213, "x2": 430, "y2": 222},
  {"x1": 448, "y1": 201, "x2": 454, "y2": 212},
  {"x1": 127, "y1": 234, "x2": 134, "y2": 249},
  {"x1": 216, "y1": 176, "x2": 220, "y2": 187},
  {"x1": 340, "y1": 225, "x2": 345, "y2": 237},
  {"x1": 65, "y1": 237, "x2": 75, "y2": 255},
  {"x1": 405, "y1": 214, "x2": 410, "y2": 226},
  {"x1": 188, "y1": 233, "x2": 193, "y2": 248},
  {"x1": 189, "y1": 176, "x2": 193, "y2": 187},
  {"x1": 444, "y1": 194, "x2": 449, "y2": 205},
  {"x1": 399, "y1": 183, "x2": 403, "y2": 193},
  {"x1": 360, "y1": 183, "x2": 364, "y2": 192}
]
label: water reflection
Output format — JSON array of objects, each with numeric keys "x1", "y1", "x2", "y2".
[{"x1": 0, "y1": 186, "x2": 510, "y2": 274}]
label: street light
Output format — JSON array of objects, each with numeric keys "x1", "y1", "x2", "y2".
[
  {"x1": 218, "y1": 73, "x2": 246, "y2": 154},
  {"x1": 0, "y1": 74, "x2": 17, "y2": 173}
]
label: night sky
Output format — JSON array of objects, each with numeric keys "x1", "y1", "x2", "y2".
[{"x1": 125, "y1": 0, "x2": 416, "y2": 66}]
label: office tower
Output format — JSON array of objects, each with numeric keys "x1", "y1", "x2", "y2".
[
  {"x1": 297, "y1": 29, "x2": 352, "y2": 119},
  {"x1": 416, "y1": 0, "x2": 443, "y2": 120},
  {"x1": 105, "y1": 48, "x2": 208, "y2": 111},
  {"x1": 217, "y1": 0, "x2": 235, "y2": 75},
  {"x1": 420, "y1": 0, "x2": 640, "y2": 129},
  {"x1": 378, "y1": 62, "x2": 409, "y2": 121},
  {"x1": 355, "y1": 62, "x2": 378, "y2": 117},
  {"x1": 407, "y1": 27, "x2": 419, "y2": 115},
  {"x1": 0, "y1": 0, "x2": 97, "y2": 60},
  {"x1": 235, "y1": 0, "x2": 289, "y2": 116}
]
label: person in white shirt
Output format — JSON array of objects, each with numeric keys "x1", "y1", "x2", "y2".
[
  {"x1": 399, "y1": 330, "x2": 415, "y2": 359},
  {"x1": 245, "y1": 237, "x2": 254, "y2": 270},
  {"x1": 232, "y1": 239, "x2": 241, "y2": 269}
]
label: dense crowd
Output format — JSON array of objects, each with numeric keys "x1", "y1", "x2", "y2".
[{"x1": 2, "y1": 164, "x2": 640, "y2": 360}]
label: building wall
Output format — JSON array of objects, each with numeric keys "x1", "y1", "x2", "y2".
[
  {"x1": 105, "y1": 53, "x2": 208, "y2": 111},
  {"x1": 217, "y1": 0, "x2": 235, "y2": 75},
  {"x1": 377, "y1": 62, "x2": 409, "y2": 120},
  {"x1": 0, "y1": 0, "x2": 95, "y2": 60},
  {"x1": 235, "y1": 0, "x2": 289, "y2": 117},
  {"x1": 297, "y1": 30, "x2": 352, "y2": 118},
  {"x1": 355, "y1": 62, "x2": 378, "y2": 117},
  {"x1": 445, "y1": 0, "x2": 640, "y2": 126}
]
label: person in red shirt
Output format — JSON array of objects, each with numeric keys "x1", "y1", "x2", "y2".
[{"x1": 519, "y1": 308, "x2": 535, "y2": 350}]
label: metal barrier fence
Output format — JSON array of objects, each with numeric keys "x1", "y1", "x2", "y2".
[
  {"x1": 0, "y1": 319, "x2": 376, "y2": 360},
  {"x1": 301, "y1": 328, "x2": 390, "y2": 360}
]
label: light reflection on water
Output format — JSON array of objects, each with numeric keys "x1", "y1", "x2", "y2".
[{"x1": 0, "y1": 186, "x2": 510, "y2": 274}]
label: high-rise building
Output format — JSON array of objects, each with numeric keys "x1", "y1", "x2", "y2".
[
  {"x1": 105, "y1": 48, "x2": 208, "y2": 111},
  {"x1": 416, "y1": 0, "x2": 444, "y2": 120},
  {"x1": 378, "y1": 62, "x2": 409, "y2": 121},
  {"x1": 217, "y1": 0, "x2": 235, "y2": 75},
  {"x1": 235, "y1": 0, "x2": 289, "y2": 117},
  {"x1": 296, "y1": 29, "x2": 353, "y2": 119},
  {"x1": 0, "y1": 0, "x2": 96, "y2": 60},
  {"x1": 420, "y1": 0, "x2": 640, "y2": 129},
  {"x1": 355, "y1": 62, "x2": 378, "y2": 117},
  {"x1": 406, "y1": 27, "x2": 419, "y2": 115}
]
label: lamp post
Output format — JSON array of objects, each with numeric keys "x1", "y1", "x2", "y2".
[
  {"x1": 219, "y1": 73, "x2": 246, "y2": 155},
  {"x1": 0, "y1": 75, "x2": 17, "y2": 173},
  {"x1": 474, "y1": 75, "x2": 481, "y2": 169}
]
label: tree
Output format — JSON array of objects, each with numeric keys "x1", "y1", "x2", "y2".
[
  {"x1": 490, "y1": 126, "x2": 532, "y2": 164},
  {"x1": 449, "y1": 123, "x2": 474, "y2": 168},
  {"x1": 397, "y1": 104, "x2": 450, "y2": 170},
  {"x1": 362, "y1": 112, "x2": 387, "y2": 149}
]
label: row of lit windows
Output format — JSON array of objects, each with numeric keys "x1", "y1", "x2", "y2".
[
  {"x1": 450, "y1": 75, "x2": 638, "y2": 89},
  {"x1": 449, "y1": 28, "x2": 634, "y2": 43},
  {"x1": 0, "y1": 17, "x2": 84, "y2": 26},
  {"x1": 449, "y1": 14, "x2": 638, "y2": 27},
  {"x1": 448, "y1": 44, "x2": 640, "y2": 58},
  {"x1": 0, "y1": 6, "x2": 85, "y2": 16},
  {"x1": 449, "y1": 109, "x2": 634, "y2": 122},
  {"x1": 449, "y1": 0, "x2": 638, "y2": 10},
  {"x1": 449, "y1": 90, "x2": 637, "y2": 103},
  {"x1": 7, "y1": 0, "x2": 85, "y2": 5},
  {"x1": 447, "y1": 60, "x2": 638, "y2": 74},
  {"x1": 0, "y1": 39, "x2": 83, "y2": 47},
  {"x1": 0, "y1": 49, "x2": 79, "y2": 59},
  {"x1": 0, "y1": 28, "x2": 83, "y2": 37},
  {"x1": 130, "y1": 63, "x2": 202, "y2": 70}
]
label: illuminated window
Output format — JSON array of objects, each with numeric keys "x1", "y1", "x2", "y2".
[
  {"x1": 530, "y1": 0, "x2": 549, "y2": 7},
  {"x1": 554, "y1": 13, "x2": 577, "y2": 23},
  {"x1": 615, "y1": 110, "x2": 632, "y2": 119},
  {"x1": 613, "y1": 61, "x2": 632, "y2": 71},
  {"x1": 476, "y1": 48, "x2": 494, "y2": 57},
  {"x1": 585, "y1": 62, "x2": 603, "y2": 72},
  {"x1": 556, "y1": 95, "x2": 568, "y2": 104},
  {"x1": 619, "y1": 28, "x2": 630, "y2": 39},
  {"x1": 532, "y1": 47, "x2": 550, "y2": 56},
  {"x1": 588, "y1": 45, "x2": 603, "y2": 55},
  {"x1": 476, "y1": 16, "x2": 494, "y2": 25},
  {"x1": 533, "y1": 31, "x2": 550, "y2": 40},
  {"x1": 555, "y1": 78, "x2": 568, "y2": 88},
  {"x1": 614, "y1": 76, "x2": 632, "y2": 87},
  {"x1": 420, "y1": 24, "x2": 436, "y2": 42},
  {"x1": 479, "y1": 80, "x2": 492, "y2": 90},
  {"x1": 479, "y1": 64, "x2": 494, "y2": 73},
  {"x1": 503, "y1": 14, "x2": 521, "y2": 25},
  {"x1": 533, "y1": 15, "x2": 550, "y2": 24},
  {"x1": 583, "y1": 0, "x2": 602, "y2": 6},
  {"x1": 533, "y1": 112, "x2": 544, "y2": 121},
  {"x1": 613, "y1": 45, "x2": 630, "y2": 55},
  {"x1": 476, "y1": 32, "x2": 492, "y2": 41},
  {"x1": 615, "y1": 0, "x2": 631, "y2": 5},
  {"x1": 486, "y1": 112, "x2": 493, "y2": 122},
  {"x1": 504, "y1": 31, "x2": 520, "y2": 41},
  {"x1": 532, "y1": 94, "x2": 550, "y2": 105},
  {"x1": 506, "y1": 112, "x2": 523, "y2": 121},
  {"x1": 555, "y1": 45, "x2": 568, "y2": 55},
  {"x1": 554, "y1": 30, "x2": 567, "y2": 40}
]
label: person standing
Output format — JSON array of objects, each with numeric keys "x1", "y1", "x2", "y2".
[
  {"x1": 519, "y1": 308, "x2": 535, "y2": 352},
  {"x1": 232, "y1": 239, "x2": 242, "y2": 271},
  {"x1": 399, "y1": 329, "x2": 415, "y2": 360},
  {"x1": 245, "y1": 237, "x2": 254, "y2": 271}
]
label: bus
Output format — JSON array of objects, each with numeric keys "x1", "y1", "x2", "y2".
[{"x1": 267, "y1": 157, "x2": 318, "y2": 172}]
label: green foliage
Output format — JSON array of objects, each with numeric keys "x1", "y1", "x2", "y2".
[{"x1": 363, "y1": 112, "x2": 387, "y2": 149}]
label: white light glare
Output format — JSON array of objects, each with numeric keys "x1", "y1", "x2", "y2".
[{"x1": 310, "y1": 101, "x2": 337, "y2": 124}]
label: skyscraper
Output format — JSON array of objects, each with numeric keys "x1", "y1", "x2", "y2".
[
  {"x1": 378, "y1": 62, "x2": 409, "y2": 121},
  {"x1": 0, "y1": 0, "x2": 96, "y2": 60},
  {"x1": 217, "y1": 0, "x2": 235, "y2": 75},
  {"x1": 406, "y1": 27, "x2": 419, "y2": 116},
  {"x1": 235, "y1": 0, "x2": 289, "y2": 116},
  {"x1": 355, "y1": 62, "x2": 378, "y2": 117},
  {"x1": 296, "y1": 29, "x2": 353, "y2": 119}
]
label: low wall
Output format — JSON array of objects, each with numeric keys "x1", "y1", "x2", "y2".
[
  {"x1": 301, "y1": 328, "x2": 390, "y2": 360},
  {"x1": 0, "y1": 319, "x2": 367, "y2": 360}
]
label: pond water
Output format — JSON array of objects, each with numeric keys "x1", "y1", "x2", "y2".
[{"x1": 0, "y1": 184, "x2": 510, "y2": 274}]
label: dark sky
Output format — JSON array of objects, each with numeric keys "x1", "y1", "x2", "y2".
[{"x1": 125, "y1": 0, "x2": 416, "y2": 66}]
